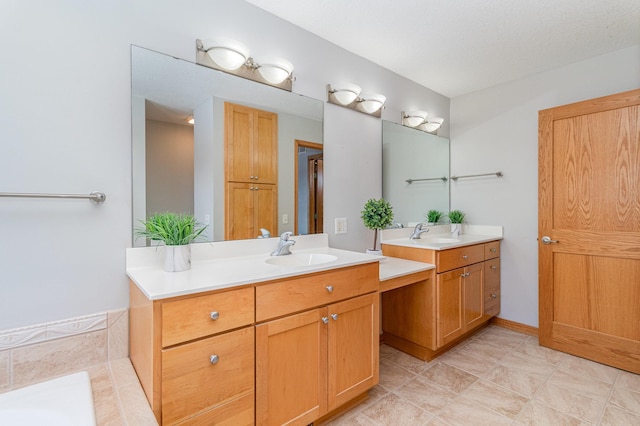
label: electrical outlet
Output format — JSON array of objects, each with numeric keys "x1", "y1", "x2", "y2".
[
  {"x1": 204, "y1": 214, "x2": 210, "y2": 225},
  {"x1": 335, "y1": 218, "x2": 347, "y2": 234},
  {"x1": 282, "y1": 214, "x2": 288, "y2": 224}
]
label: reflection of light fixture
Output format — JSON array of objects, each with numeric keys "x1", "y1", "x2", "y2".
[
  {"x1": 327, "y1": 84, "x2": 385, "y2": 118},
  {"x1": 196, "y1": 39, "x2": 294, "y2": 91},
  {"x1": 187, "y1": 116, "x2": 194, "y2": 125},
  {"x1": 401, "y1": 111, "x2": 444, "y2": 134}
]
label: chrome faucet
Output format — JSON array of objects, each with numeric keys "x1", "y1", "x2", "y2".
[
  {"x1": 409, "y1": 223, "x2": 430, "y2": 239},
  {"x1": 271, "y1": 231, "x2": 296, "y2": 256}
]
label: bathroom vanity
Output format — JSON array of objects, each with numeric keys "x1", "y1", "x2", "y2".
[
  {"x1": 380, "y1": 226, "x2": 502, "y2": 361},
  {"x1": 127, "y1": 235, "x2": 380, "y2": 426}
]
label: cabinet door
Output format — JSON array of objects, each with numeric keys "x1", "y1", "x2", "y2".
[
  {"x1": 256, "y1": 308, "x2": 328, "y2": 426},
  {"x1": 226, "y1": 183, "x2": 255, "y2": 240},
  {"x1": 254, "y1": 183, "x2": 277, "y2": 237},
  {"x1": 327, "y1": 293, "x2": 379, "y2": 411},
  {"x1": 436, "y1": 268, "x2": 464, "y2": 347},
  {"x1": 463, "y1": 262, "x2": 484, "y2": 330},
  {"x1": 254, "y1": 110, "x2": 278, "y2": 184},
  {"x1": 225, "y1": 103, "x2": 253, "y2": 182},
  {"x1": 484, "y1": 258, "x2": 501, "y2": 318}
]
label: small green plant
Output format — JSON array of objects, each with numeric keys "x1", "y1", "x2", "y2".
[
  {"x1": 135, "y1": 212, "x2": 207, "y2": 246},
  {"x1": 361, "y1": 198, "x2": 394, "y2": 251},
  {"x1": 426, "y1": 209, "x2": 442, "y2": 224},
  {"x1": 447, "y1": 210, "x2": 465, "y2": 224}
]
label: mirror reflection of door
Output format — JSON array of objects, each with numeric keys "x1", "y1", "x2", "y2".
[{"x1": 295, "y1": 140, "x2": 323, "y2": 235}]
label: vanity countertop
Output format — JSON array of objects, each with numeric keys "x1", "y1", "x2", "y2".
[
  {"x1": 381, "y1": 224, "x2": 503, "y2": 251},
  {"x1": 378, "y1": 256, "x2": 435, "y2": 282},
  {"x1": 127, "y1": 234, "x2": 381, "y2": 300}
]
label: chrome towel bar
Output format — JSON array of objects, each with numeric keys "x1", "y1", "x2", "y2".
[
  {"x1": 405, "y1": 176, "x2": 448, "y2": 184},
  {"x1": 451, "y1": 172, "x2": 503, "y2": 181},
  {"x1": 0, "y1": 191, "x2": 106, "y2": 204}
]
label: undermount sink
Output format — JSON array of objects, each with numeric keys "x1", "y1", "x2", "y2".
[
  {"x1": 418, "y1": 237, "x2": 461, "y2": 244},
  {"x1": 265, "y1": 253, "x2": 338, "y2": 267}
]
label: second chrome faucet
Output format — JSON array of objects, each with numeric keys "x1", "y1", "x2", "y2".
[{"x1": 271, "y1": 231, "x2": 296, "y2": 256}]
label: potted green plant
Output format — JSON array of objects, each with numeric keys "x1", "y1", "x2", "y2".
[
  {"x1": 447, "y1": 209, "x2": 465, "y2": 237},
  {"x1": 135, "y1": 212, "x2": 207, "y2": 272},
  {"x1": 361, "y1": 198, "x2": 394, "y2": 254},
  {"x1": 426, "y1": 209, "x2": 442, "y2": 225}
]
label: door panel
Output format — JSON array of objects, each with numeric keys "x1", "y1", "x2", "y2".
[{"x1": 539, "y1": 89, "x2": 640, "y2": 374}]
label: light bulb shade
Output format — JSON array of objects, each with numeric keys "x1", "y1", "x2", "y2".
[
  {"x1": 332, "y1": 84, "x2": 361, "y2": 105},
  {"x1": 257, "y1": 57, "x2": 294, "y2": 84},
  {"x1": 202, "y1": 38, "x2": 250, "y2": 70},
  {"x1": 359, "y1": 93, "x2": 386, "y2": 114},
  {"x1": 403, "y1": 110, "x2": 428, "y2": 127},
  {"x1": 419, "y1": 117, "x2": 444, "y2": 132}
]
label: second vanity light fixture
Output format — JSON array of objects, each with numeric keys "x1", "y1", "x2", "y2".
[
  {"x1": 196, "y1": 38, "x2": 294, "y2": 91},
  {"x1": 327, "y1": 84, "x2": 386, "y2": 117},
  {"x1": 402, "y1": 111, "x2": 444, "y2": 134}
]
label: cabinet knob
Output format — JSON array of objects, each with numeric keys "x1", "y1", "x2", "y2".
[
  {"x1": 490, "y1": 265, "x2": 497, "y2": 270},
  {"x1": 321, "y1": 317, "x2": 329, "y2": 324},
  {"x1": 461, "y1": 272, "x2": 470, "y2": 277},
  {"x1": 326, "y1": 285, "x2": 334, "y2": 293},
  {"x1": 490, "y1": 248, "x2": 497, "y2": 252},
  {"x1": 210, "y1": 354, "x2": 219, "y2": 365},
  {"x1": 210, "y1": 311, "x2": 220, "y2": 320},
  {"x1": 462, "y1": 255, "x2": 468, "y2": 259},
  {"x1": 254, "y1": 176, "x2": 259, "y2": 180},
  {"x1": 250, "y1": 175, "x2": 255, "y2": 179},
  {"x1": 254, "y1": 187, "x2": 259, "y2": 191},
  {"x1": 331, "y1": 313, "x2": 338, "y2": 321},
  {"x1": 491, "y1": 294, "x2": 497, "y2": 299}
]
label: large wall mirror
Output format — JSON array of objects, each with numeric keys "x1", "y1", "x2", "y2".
[
  {"x1": 131, "y1": 46, "x2": 324, "y2": 245},
  {"x1": 382, "y1": 121, "x2": 450, "y2": 226}
]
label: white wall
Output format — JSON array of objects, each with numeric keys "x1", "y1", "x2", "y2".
[
  {"x1": 450, "y1": 44, "x2": 640, "y2": 327},
  {"x1": 0, "y1": 0, "x2": 448, "y2": 329}
]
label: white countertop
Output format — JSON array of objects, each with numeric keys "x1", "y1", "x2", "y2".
[
  {"x1": 379, "y1": 256, "x2": 435, "y2": 282},
  {"x1": 127, "y1": 234, "x2": 382, "y2": 300},
  {"x1": 380, "y1": 224, "x2": 503, "y2": 251}
]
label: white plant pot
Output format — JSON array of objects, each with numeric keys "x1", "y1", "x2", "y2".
[
  {"x1": 164, "y1": 245, "x2": 191, "y2": 272},
  {"x1": 450, "y1": 223, "x2": 462, "y2": 237},
  {"x1": 366, "y1": 249, "x2": 383, "y2": 256}
]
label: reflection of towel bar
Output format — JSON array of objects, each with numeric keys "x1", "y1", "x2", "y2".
[
  {"x1": 0, "y1": 191, "x2": 106, "y2": 204},
  {"x1": 405, "y1": 177, "x2": 448, "y2": 184},
  {"x1": 451, "y1": 172, "x2": 503, "y2": 181}
]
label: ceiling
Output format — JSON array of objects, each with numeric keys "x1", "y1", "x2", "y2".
[{"x1": 246, "y1": 0, "x2": 640, "y2": 98}]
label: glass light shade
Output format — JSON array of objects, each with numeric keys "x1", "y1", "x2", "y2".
[
  {"x1": 403, "y1": 110, "x2": 428, "y2": 127},
  {"x1": 332, "y1": 84, "x2": 361, "y2": 105},
  {"x1": 359, "y1": 94, "x2": 386, "y2": 114},
  {"x1": 257, "y1": 57, "x2": 294, "y2": 84},
  {"x1": 420, "y1": 117, "x2": 444, "y2": 132},
  {"x1": 203, "y1": 38, "x2": 250, "y2": 70}
]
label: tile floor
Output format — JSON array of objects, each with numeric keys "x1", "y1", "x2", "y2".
[{"x1": 326, "y1": 326, "x2": 640, "y2": 426}]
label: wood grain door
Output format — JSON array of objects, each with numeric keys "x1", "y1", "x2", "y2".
[
  {"x1": 436, "y1": 268, "x2": 464, "y2": 347},
  {"x1": 538, "y1": 89, "x2": 640, "y2": 374}
]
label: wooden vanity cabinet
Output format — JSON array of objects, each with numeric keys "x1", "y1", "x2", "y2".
[
  {"x1": 381, "y1": 240, "x2": 500, "y2": 360},
  {"x1": 255, "y1": 263, "x2": 379, "y2": 426}
]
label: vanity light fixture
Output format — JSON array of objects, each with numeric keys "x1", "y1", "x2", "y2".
[
  {"x1": 187, "y1": 116, "x2": 194, "y2": 125},
  {"x1": 402, "y1": 111, "x2": 444, "y2": 134},
  {"x1": 327, "y1": 84, "x2": 386, "y2": 118},
  {"x1": 196, "y1": 39, "x2": 294, "y2": 91}
]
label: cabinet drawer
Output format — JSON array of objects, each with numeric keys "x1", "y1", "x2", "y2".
[
  {"x1": 162, "y1": 287, "x2": 254, "y2": 347},
  {"x1": 484, "y1": 241, "x2": 500, "y2": 259},
  {"x1": 175, "y1": 392, "x2": 254, "y2": 426},
  {"x1": 484, "y1": 259, "x2": 500, "y2": 317},
  {"x1": 256, "y1": 263, "x2": 378, "y2": 322},
  {"x1": 436, "y1": 244, "x2": 485, "y2": 273},
  {"x1": 162, "y1": 326, "x2": 254, "y2": 425}
]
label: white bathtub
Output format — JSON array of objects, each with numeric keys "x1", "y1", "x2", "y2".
[{"x1": 0, "y1": 371, "x2": 96, "y2": 425}]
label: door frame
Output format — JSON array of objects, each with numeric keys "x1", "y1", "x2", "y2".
[{"x1": 294, "y1": 140, "x2": 323, "y2": 235}]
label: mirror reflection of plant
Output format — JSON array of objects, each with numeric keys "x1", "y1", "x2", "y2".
[
  {"x1": 361, "y1": 198, "x2": 394, "y2": 251},
  {"x1": 426, "y1": 210, "x2": 442, "y2": 224},
  {"x1": 447, "y1": 210, "x2": 465, "y2": 224},
  {"x1": 135, "y1": 212, "x2": 207, "y2": 246}
]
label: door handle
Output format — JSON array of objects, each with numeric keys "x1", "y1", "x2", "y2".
[{"x1": 541, "y1": 236, "x2": 559, "y2": 244}]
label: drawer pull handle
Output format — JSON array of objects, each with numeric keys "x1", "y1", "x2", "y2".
[
  {"x1": 210, "y1": 354, "x2": 219, "y2": 365},
  {"x1": 210, "y1": 311, "x2": 220, "y2": 320},
  {"x1": 490, "y1": 265, "x2": 497, "y2": 270},
  {"x1": 490, "y1": 248, "x2": 497, "y2": 252},
  {"x1": 491, "y1": 294, "x2": 497, "y2": 299},
  {"x1": 321, "y1": 317, "x2": 329, "y2": 324},
  {"x1": 326, "y1": 285, "x2": 334, "y2": 293},
  {"x1": 462, "y1": 255, "x2": 468, "y2": 259},
  {"x1": 461, "y1": 272, "x2": 470, "y2": 277},
  {"x1": 331, "y1": 313, "x2": 339, "y2": 321}
]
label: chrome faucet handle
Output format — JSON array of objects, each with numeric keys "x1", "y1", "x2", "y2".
[{"x1": 280, "y1": 231, "x2": 293, "y2": 241}]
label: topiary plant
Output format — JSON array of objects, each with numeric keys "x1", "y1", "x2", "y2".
[
  {"x1": 426, "y1": 209, "x2": 442, "y2": 224},
  {"x1": 361, "y1": 198, "x2": 394, "y2": 251},
  {"x1": 447, "y1": 210, "x2": 465, "y2": 224},
  {"x1": 135, "y1": 212, "x2": 207, "y2": 246}
]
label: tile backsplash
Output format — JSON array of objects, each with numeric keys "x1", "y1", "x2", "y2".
[{"x1": 0, "y1": 308, "x2": 128, "y2": 392}]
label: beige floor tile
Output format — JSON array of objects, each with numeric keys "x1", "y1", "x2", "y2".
[
  {"x1": 360, "y1": 393, "x2": 433, "y2": 425},
  {"x1": 92, "y1": 383, "x2": 124, "y2": 426},
  {"x1": 546, "y1": 368, "x2": 613, "y2": 401},
  {"x1": 421, "y1": 362, "x2": 478, "y2": 394},
  {"x1": 514, "y1": 400, "x2": 591, "y2": 426},
  {"x1": 497, "y1": 350, "x2": 557, "y2": 380},
  {"x1": 462, "y1": 379, "x2": 529, "y2": 418},
  {"x1": 378, "y1": 357, "x2": 416, "y2": 391},
  {"x1": 117, "y1": 382, "x2": 158, "y2": 425},
  {"x1": 330, "y1": 412, "x2": 384, "y2": 426},
  {"x1": 379, "y1": 344, "x2": 400, "y2": 358},
  {"x1": 386, "y1": 349, "x2": 433, "y2": 374},
  {"x1": 109, "y1": 357, "x2": 140, "y2": 388},
  {"x1": 558, "y1": 354, "x2": 620, "y2": 384},
  {"x1": 86, "y1": 363, "x2": 113, "y2": 391},
  {"x1": 534, "y1": 381, "x2": 605, "y2": 423},
  {"x1": 107, "y1": 309, "x2": 129, "y2": 361},
  {"x1": 435, "y1": 395, "x2": 512, "y2": 425},
  {"x1": 484, "y1": 364, "x2": 545, "y2": 398},
  {"x1": 440, "y1": 349, "x2": 498, "y2": 376},
  {"x1": 599, "y1": 405, "x2": 640, "y2": 426},
  {"x1": 458, "y1": 339, "x2": 511, "y2": 359},
  {"x1": 616, "y1": 370, "x2": 640, "y2": 390},
  {"x1": 394, "y1": 375, "x2": 457, "y2": 414},
  {"x1": 609, "y1": 386, "x2": 640, "y2": 416},
  {"x1": 515, "y1": 338, "x2": 566, "y2": 365}
]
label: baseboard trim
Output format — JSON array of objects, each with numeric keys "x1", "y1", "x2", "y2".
[{"x1": 490, "y1": 317, "x2": 538, "y2": 336}]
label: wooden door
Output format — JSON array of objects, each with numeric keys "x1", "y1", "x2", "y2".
[
  {"x1": 539, "y1": 89, "x2": 640, "y2": 374},
  {"x1": 436, "y1": 268, "x2": 464, "y2": 347},
  {"x1": 255, "y1": 308, "x2": 328, "y2": 426},
  {"x1": 225, "y1": 103, "x2": 253, "y2": 182},
  {"x1": 254, "y1": 183, "x2": 277, "y2": 238},
  {"x1": 254, "y1": 110, "x2": 278, "y2": 184},
  {"x1": 327, "y1": 293, "x2": 379, "y2": 411},
  {"x1": 463, "y1": 263, "x2": 484, "y2": 331},
  {"x1": 226, "y1": 183, "x2": 254, "y2": 240}
]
